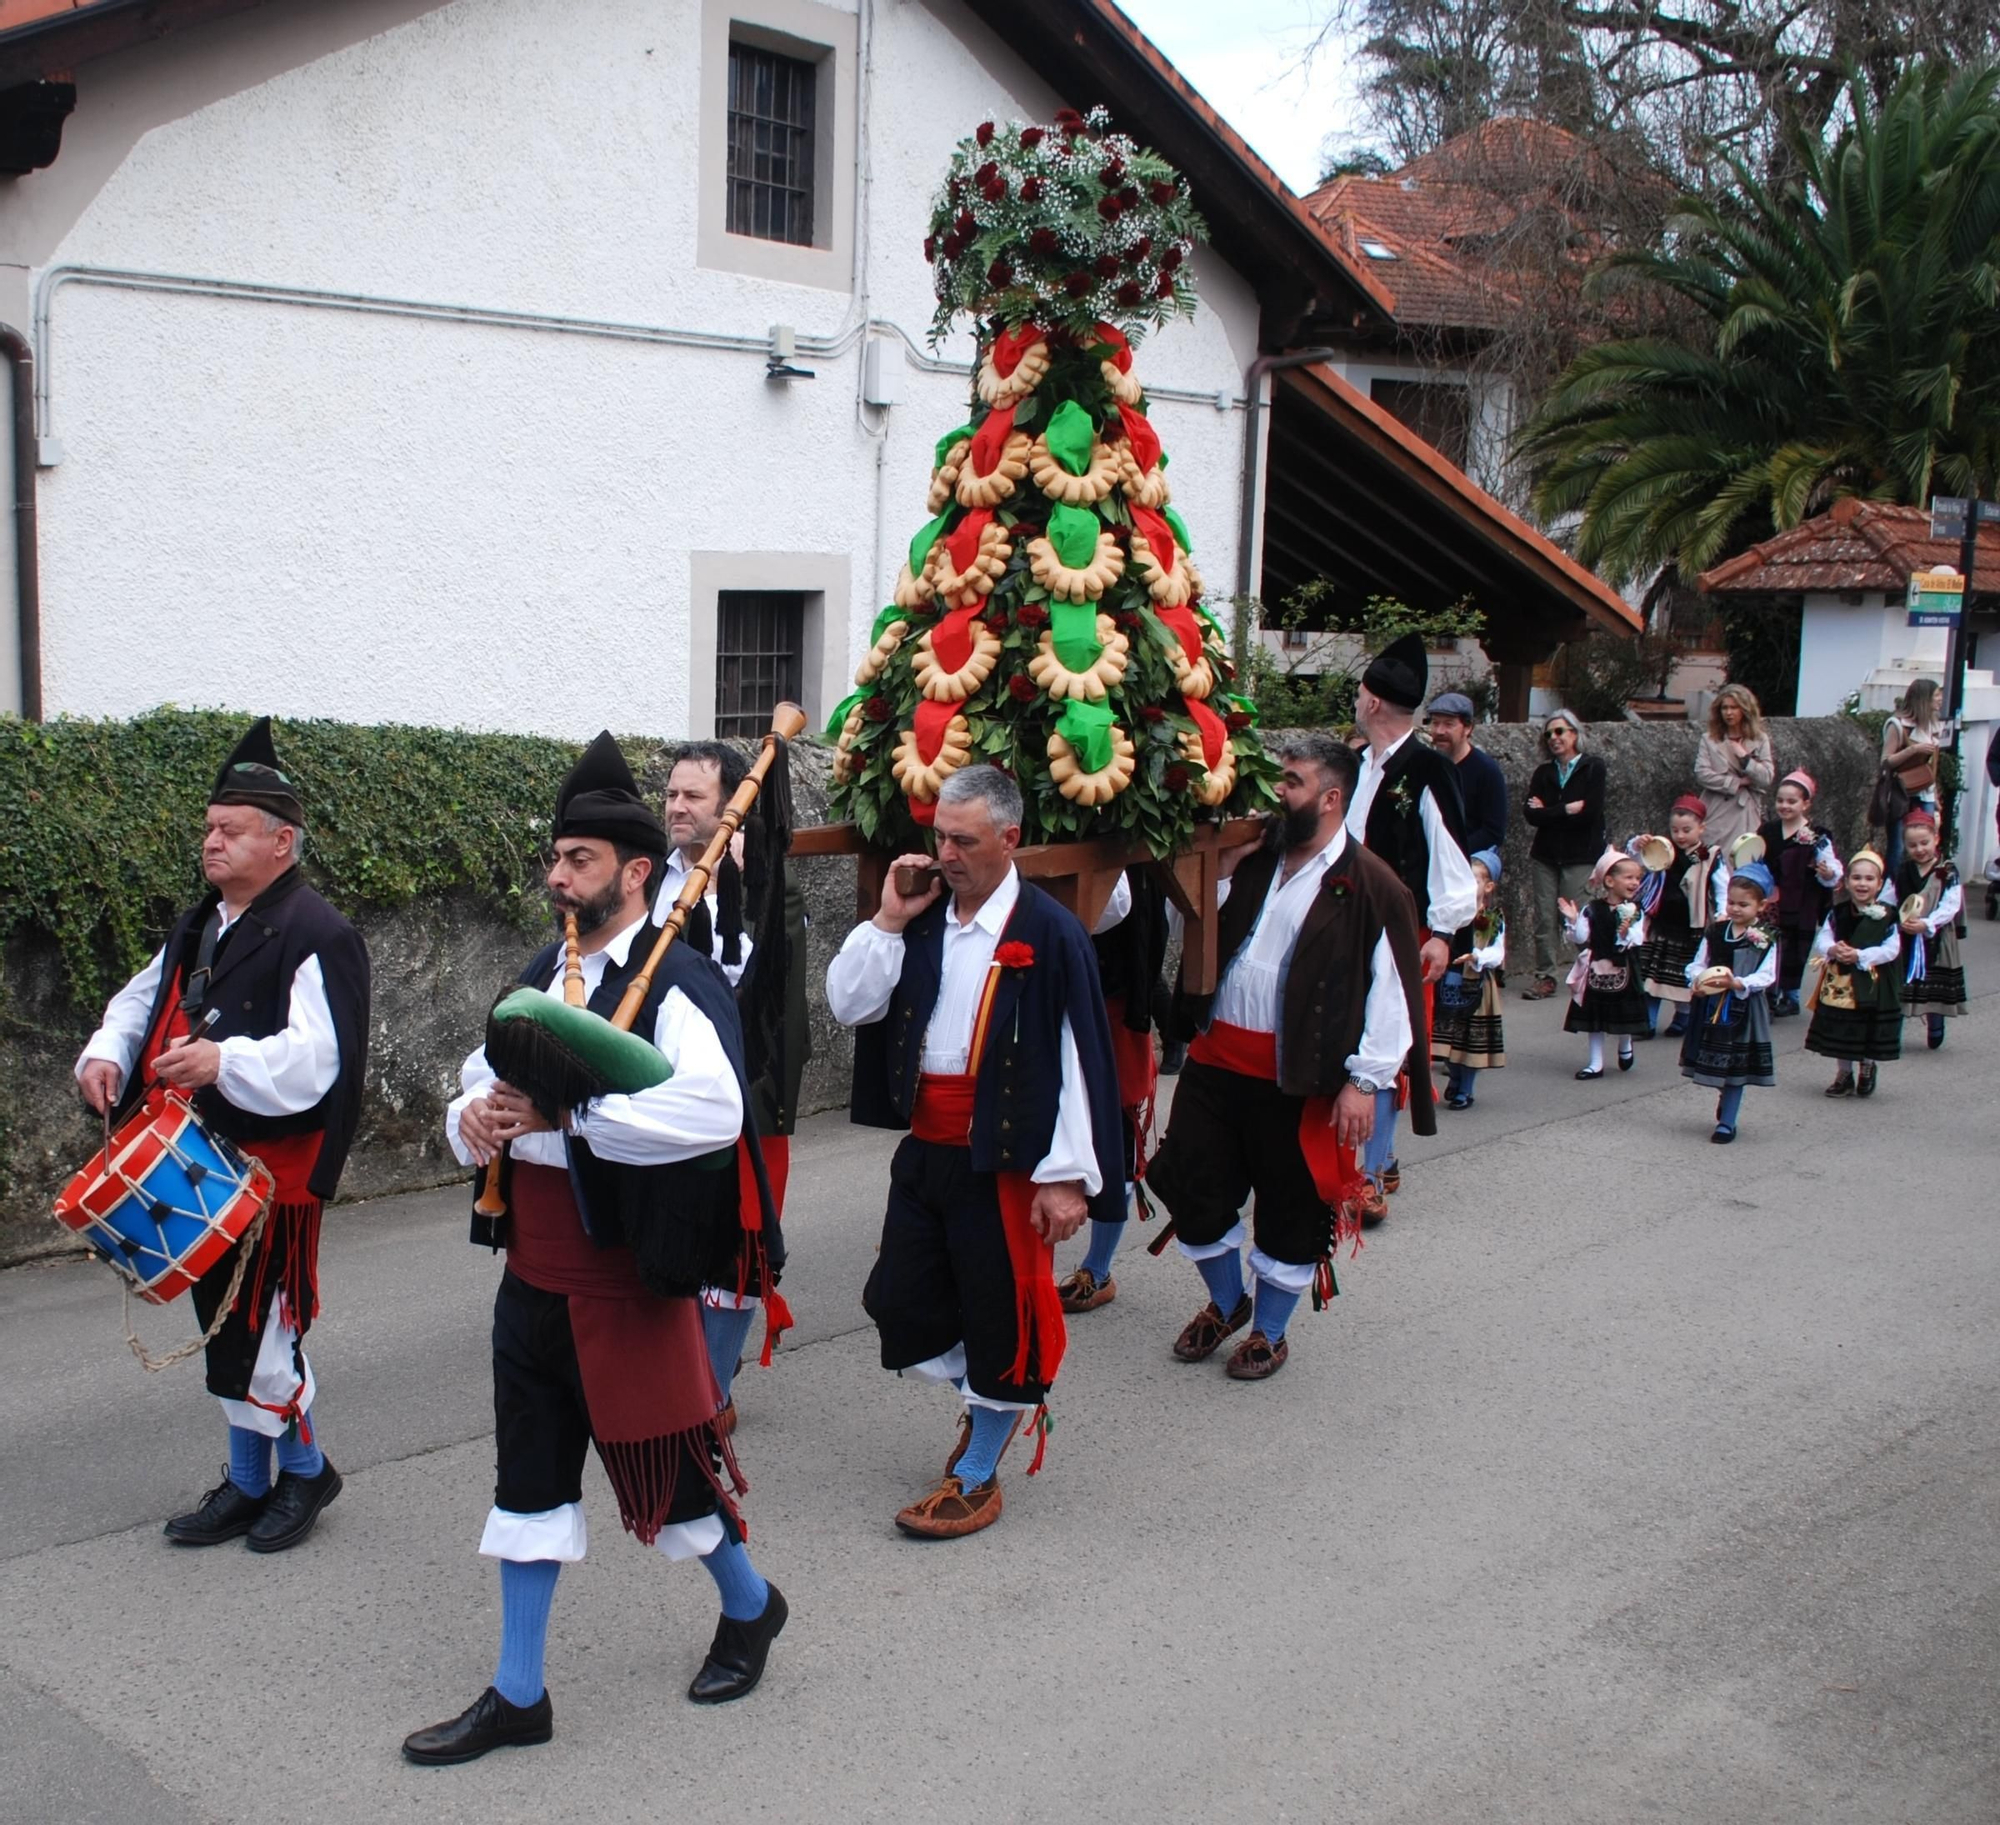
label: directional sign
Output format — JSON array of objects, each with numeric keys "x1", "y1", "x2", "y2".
[
  {"x1": 1909, "y1": 565, "x2": 1965, "y2": 628},
  {"x1": 1929, "y1": 495, "x2": 2000, "y2": 539}
]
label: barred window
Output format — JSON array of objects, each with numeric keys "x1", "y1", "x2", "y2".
[
  {"x1": 727, "y1": 42, "x2": 816, "y2": 246},
  {"x1": 715, "y1": 591, "x2": 805, "y2": 737}
]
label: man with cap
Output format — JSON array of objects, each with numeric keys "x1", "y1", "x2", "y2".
[
  {"x1": 1347, "y1": 634, "x2": 1477, "y2": 1218},
  {"x1": 76, "y1": 718, "x2": 370, "y2": 1552},
  {"x1": 404, "y1": 732, "x2": 786, "y2": 1765},
  {"x1": 1425, "y1": 690, "x2": 1508, "y2": 857}
]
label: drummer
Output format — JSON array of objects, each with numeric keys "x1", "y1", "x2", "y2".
[{"x1": 75, "y1": 719, "x2": 371, "y2": 1553}]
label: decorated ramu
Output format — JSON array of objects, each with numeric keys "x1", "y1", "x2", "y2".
[{"x1": 826, "y1": 107, "x2": 1275, "y2": 850}]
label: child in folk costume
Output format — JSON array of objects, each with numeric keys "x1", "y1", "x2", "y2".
[
  {"x1": 1679, "y1": 862, "x2": 1780, "y2": 1143},
  {"x1": 1893, "y1": 809, "x2": 1968, "y2": 1049},
  {"x1": 1806, "y1": 848, "x2": 1902, "y2": 1097},
  {"x1": 1638, "y1": 797, "x2": 1726, "y2": 1039},
  {"x1": 1559, "y1": 848, "x2": 1651, "y2": 1079},
  {"x1": 1758, "y1": 770, "x2": 1844, "y2": 1016},
  {"x1": 1437, "y1": 848, "x2": 1506, "y2": 1110}
]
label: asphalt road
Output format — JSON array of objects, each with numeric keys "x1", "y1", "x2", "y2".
[{"x1": 3, "y1": 918, "x2": 1997, "y2": 1824}]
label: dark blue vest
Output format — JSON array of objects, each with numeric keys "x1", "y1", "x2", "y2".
[{"x1": 850, "y1": 879, "x2": 1128, "y2": 1224}]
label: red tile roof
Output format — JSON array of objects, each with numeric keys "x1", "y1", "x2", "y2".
[{"x1": 1698, "y1": 498, "x2": 2000, "y2": 594}]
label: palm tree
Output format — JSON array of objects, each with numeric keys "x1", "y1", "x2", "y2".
[{"x1": 1517, "y1": 62, "x2": 2000, "y2": 586}]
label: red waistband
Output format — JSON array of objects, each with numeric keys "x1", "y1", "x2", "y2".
[
  {"x1": 505, "y1": 1161, "x2": 649, "y2": 1299},
  {"x1": 1187, "y1": 1020, "x2": 1278, "y2": 1081},
  {"x1": 911, "y1": 1072, "x2": 978, "y2": 1147}
]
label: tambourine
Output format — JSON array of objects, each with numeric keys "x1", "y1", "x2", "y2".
[
  {"x1": 1692, "y1": 964, "x2": 1736, "y2": 996},
  {"x1": 1728, "y1": 832, "x2": 1766, "y2": 867},
  {"x1": 1627, "y1": 833, "x2": 1674, "y2": 872}
]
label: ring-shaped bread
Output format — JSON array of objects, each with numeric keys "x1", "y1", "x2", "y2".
[
  {"x1": 854, "y1": 619, "x2": 909, "y2": 687},
  {"x1": 1115, "y1": 440, "x2": 1172, "y2": 509},
  {"x1": 1024, "y1": 617, "x2": 1130, "y2": 702},
  {"x1": 977, "y1": 339, "x2": 1050, "y2": 408},
  {"x1": 831, "y1": 705, "x2": 868, "y2": 785},
  {"x1": 1130, "y1": 529, "x2": 1200, "y2": 608},
  {"x1": 1046, "y1": 725, "x2": 1138, "y2": 807},
  {"x1": 891, "y1": 713, "x2": 975, "y2": 803},
  {"x1": 955, "y1": 432, "x2": 1034, "y2": 510},
  {"x1": 911, "y1": 619, "x2": 1004, "y2": 703},
  {"x1": 928, "y1": 440, "x2": 970, "y2": 515},
  {"x1": 1027, "y1": 436, "x2": 1121, "y2": 506},
  {"x1": 926, "y1": 519, "x2": 1013, "y2": 609},
  {"x1": 1102, "y1": 359, "x2": 1144, "y2": 407},
  {"x1": 1181, "y1": 729, "x2": 1238, "y2": 808},
  {"x1": 1026, "y1": 529, "x2": 1124, "y2": 604}
]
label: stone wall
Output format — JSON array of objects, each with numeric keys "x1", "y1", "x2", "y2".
[{"x1": 0, "y1": 717, "x2": 1878, "y2": 1267}]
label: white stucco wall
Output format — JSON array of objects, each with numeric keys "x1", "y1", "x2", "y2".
[
  {"x1": 8, "y1": 0, "x2": 1261, "y2": 740},
  {"x1": 1796, "y1": 590, "x2": 1951, "y2": 716}
]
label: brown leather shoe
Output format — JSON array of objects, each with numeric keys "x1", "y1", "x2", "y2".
[
  {"x1": 894, "y1": 1474, "x2": 1003, "y2": 1539},
  {"x1": 1058, "y1": 1267, "x2": 1117, "y2": 1313},
  {"x1": 1225, "y1": 1330, "x2": 1290, "y2": 1380},
  {"x1": 1358, "y1": 1182, "x2": 1388, "y2": 1229},
  {"x1": 1172, "y1": 1293, "x2": 1254, "y2": 1363},
  {"x1": 943, "y1": 1409, "x2": 1022, "y2": 1478},
  {"x1": 1521, "y1": 975, "x2": 1558, "y2": 1000}
]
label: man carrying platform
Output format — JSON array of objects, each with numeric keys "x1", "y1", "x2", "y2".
[
  {"x1": 76, "y1": 718, "x2": 369, "y2": 1553},
  {"x1": 1348, "y1": 634, "x2": 1476, "y2": 1220},
  {"x1": 403, "y1": 733, "x2": 784, "y2": 1766},
  {"x1": 1151, "y1": 733, "x2": 1428, "y2": 1380},
  {"x1": 826, "y1": 765, "x2": 1125, "y2": 1539}
]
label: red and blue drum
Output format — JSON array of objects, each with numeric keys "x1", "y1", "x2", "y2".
[{"x1": 52, "y1": 1091, "x2": 273, "y2": 1305}]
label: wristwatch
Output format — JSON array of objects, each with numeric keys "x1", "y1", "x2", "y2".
[{"x1": 1347, "y1": 1073, "x2": 1391, "y2": 1097}]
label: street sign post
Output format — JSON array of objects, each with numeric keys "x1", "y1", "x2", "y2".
[{"x1": 1908, "y1": 565, "x2": 1966, "y2": 628}]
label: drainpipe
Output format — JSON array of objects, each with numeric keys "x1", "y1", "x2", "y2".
[
  {"x1": 1234, "y1": 347, "x2": 1338, "y2": 667},
  {"x1": 0, "y1": 323, "x2": 38, "y2": 720}
]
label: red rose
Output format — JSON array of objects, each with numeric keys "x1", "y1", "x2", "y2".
[
  {"x1": 1113, "y1": 610, "x2": 1141, "y2": 631},
  {"x1": 949, "y1": 178, "x2": 965, "y2": 204},
  {"x1": 1155, "y1": 272, "x2": 1177, "y2": 298},
  {"x1": 1226, "y1": 712, "x2": 1252, "y2": 733},
  {"x1": 923, "y1": 236, "x2": 936, "y2": 262},
  {"x1": 1119, "y1": 187, "x2": 1140, "y2": 210},
  {"x1": 1094, "y1": 253, "x2": 1122, "y2": 279},
  {"x1": 955, "y1": 210, "x2": 976, "y2": 238},
  {"x1": 1020, "y1": 126, "x2": 1045, "y2": 149},
  {"x1": 1028, "y1": 227, "x2": 1060, "y2": 257},
  {"x1": 976, "y1": 121, "x2": 996, "y2": 147},
  {"x1": 1139, "y1": 704, "x2": 1166, "y2": 723},
  {"x1": 1161, "y1": 245, "x2": 1183, "y2": 272},
  {"x1": 1165, "y1": 765, "x2": 1191, "y2": 791},
  {"x1": 1150, "y1": 181, "x2": 1178, "y2": 205},
  {"x1": 1018, "y1": 603, "x2": 1050, "y2": 628},
  {"x1": 864, "y1": 696, "x2": 892, "y2": 723},
  {"x1": 941, "y1": 234, "x2": 962, "y2": 261},
  {"x1": 1008, "y1": 674, "x2": 1038, "y2": 702},
  {"x1": 987, "y1": 259, "x2": 1013, "y2": 287},
  {"x1": 1132, "y1": 235, "x2": 1153, "y2": 259},
  {"x1": 1116, "y1": 280, "x2": 1142, "y2": 306},
  {"x1": 1020, "y1": 176, "x2": 1045, "y2": 203},
  {"x1": 1063, "y1": 270, "x2": 1092, "y2": 297},
  {"x1": 1099, "y1": 160, "x2": 1126, "y2": 188},
  {"x1": 975, "y1": 161, "x2": 998, "y2": 186},
  {"x1": 1054, "y1": 108, "x2": 1083, "y2": 130},
  {"x1": 1097, "y1": 196, "x2": 1123, "y2": 221},
  {"x1": 995, "y1": 940, "x2": 1036, "y2": 970}
]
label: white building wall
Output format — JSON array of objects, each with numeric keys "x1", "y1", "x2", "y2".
[
  {"x1": 15, "y1": 0, "x2": 1260, "y2": 740},
  {"x1": 1796, "y1": 590, "x2": 1951, "y2": 716}
]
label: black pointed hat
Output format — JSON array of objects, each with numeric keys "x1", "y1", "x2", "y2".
[
  {"x1": 210, "y1": 716, "x2": 304, "y2": 825},
  {"x1": 1362, "y1": 632, "x2": 1428, "y2": 711},
  {"x1": 555, "y1": 730, "x2": 668, "y2": 855}
]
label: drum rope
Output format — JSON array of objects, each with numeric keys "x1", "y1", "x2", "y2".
[{"x1": 121, "y1": 1185, "x2": 273, "y2": 1375}]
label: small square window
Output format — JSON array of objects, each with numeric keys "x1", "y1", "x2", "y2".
[
  {"x1": 727, "y1": 42, "x2": 816, "y2": 246},
  {"x1": 716, "y1": 590, "x2": 806, "y2": 737}
]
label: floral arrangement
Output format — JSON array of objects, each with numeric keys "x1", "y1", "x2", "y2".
[{"x1": 826, "y1": 114, "x2": 1277, "y2": 856}]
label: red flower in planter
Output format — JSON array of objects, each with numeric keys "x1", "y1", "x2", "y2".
[{"x1": 995, "y1": 941, "x2": 1036, "y2": 970}]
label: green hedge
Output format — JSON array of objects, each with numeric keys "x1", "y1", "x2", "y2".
[{"x1": 0, "y1": 710, "x2": 636, "y2": 1007}]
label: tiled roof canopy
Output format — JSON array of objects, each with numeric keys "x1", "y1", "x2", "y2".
[{"x1": 1699, "y1": 498, "x2": 2000, "y2": 595}]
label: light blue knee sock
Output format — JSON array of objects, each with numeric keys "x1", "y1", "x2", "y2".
[
  {"x1": 1362, "y1": 1088, "x2": 1398, "y2": 1181},
  {"x1": 1079, "y1": 1215, "x2": 1123, "y2": 1283},
  {"x1": 1193, "y1": 1248, "x2": 1245, "y2": 1317},
  {"x1": 952, "y1": 1405, "x2": 1019, "y2": 1487},
  {"x1": 701, "y1": 1301, "x2": 759, "y2": 1404},
  {"x1": 1252, "y1": 1279, "x2": 1303, "y2": 1344},
  {"x1": 274, "y1": 1412, "x2": 323, "y2": 1481},
  {"x1": 700, "y1": 1534, "x2": 770, "y2": 1622},
  {"x1": 227, "y1": 1425, "x2": 271, "y2": 1498},
  {"x1": 1716, "y1": 1084, "x2": 1745, "y2": 1130},
  {"x1": 494, "y1": 1559, "x2": 560, "y2": 1707}
]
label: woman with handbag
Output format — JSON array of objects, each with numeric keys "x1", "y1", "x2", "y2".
[
  {"x1": 1880, "y1": 678, "x2": 1950, "y2": 879},
  {"x1": 1694, "y1": 685, "x2": 1775, "y2": 848}
]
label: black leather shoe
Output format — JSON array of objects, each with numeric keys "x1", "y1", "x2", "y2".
[
  {"x1": 402, "y1": 1686, "x2": 553, "y2": 1765},
  {"x1": 163, "y1": 1472, "x2": 270, "y2": 1546},
  {"x1": 245, "y1": 1458, "x2": 342, "y2": 1553},
  {"x1": 688, "y1": 1584, "x2": 788, "y2": 1704}
]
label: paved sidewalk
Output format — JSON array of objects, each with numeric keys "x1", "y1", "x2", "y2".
[{"x1": 2, "y1": 923, "x2": 1996, "y2": 1825}]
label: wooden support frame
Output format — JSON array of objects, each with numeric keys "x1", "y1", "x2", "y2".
[{"x1": 788, "y1": 818, "x2": 1264, "y2": 994}]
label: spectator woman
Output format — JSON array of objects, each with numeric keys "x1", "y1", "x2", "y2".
[
  {"x1": 1880, "y1": 677, "x2": 1951, "y2": 879},
  {"x1": 1521, "y1": 709, "x2": 1607, "y2": 998},
  {"x1": 1694, "y1": 684, "x2": 1775, "y2": 847}
]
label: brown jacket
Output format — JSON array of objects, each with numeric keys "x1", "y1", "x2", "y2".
[{"x1": 1174, "y1": 833, "x2": 1435, "y2": 1134}]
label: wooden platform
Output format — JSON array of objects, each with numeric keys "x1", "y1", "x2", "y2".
[{"x1": 788, "y1": 818, "x2": 1264, "y2": 995}]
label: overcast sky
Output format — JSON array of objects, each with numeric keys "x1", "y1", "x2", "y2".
[{"x1": 1118, "y1": 0, "x2": 1364, "y2": 195}]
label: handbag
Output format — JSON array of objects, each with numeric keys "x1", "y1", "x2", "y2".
[
  {"x1": 1887, "y1": 727, "x2": 1938, "y2": 792},
  {"x1": 1868, "y1": 763, "x2": 1910, "y2": 830}
]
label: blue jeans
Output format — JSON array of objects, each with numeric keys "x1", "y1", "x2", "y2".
[
  {"x1": 1362, "y1": 1087, "x2": 1398, "y2": 1182},
  {"x1": 1716, "y1": 1084, "x2": 1745, "y2": 1130}
]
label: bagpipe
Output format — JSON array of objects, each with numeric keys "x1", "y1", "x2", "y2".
[{"x1": 473, "y1": 701, "x2": 808, "y2": 1221}]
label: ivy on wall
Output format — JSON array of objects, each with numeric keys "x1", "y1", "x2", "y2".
[{"x1": 0, "y1": 710, "x2": 647, "y2": 1007}]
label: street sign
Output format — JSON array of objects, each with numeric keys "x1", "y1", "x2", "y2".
[
  {"x1": 1930, "y1": 495, "x2": 2000, "y2": 539},
  {"x1": 1909, "y1": 565, "x2": 1965, "y2": 628}
]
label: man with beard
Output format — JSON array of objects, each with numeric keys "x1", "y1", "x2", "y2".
[
  {"x1": 1424, "y1": 690, "x2": 1508, "y2": 857},
  {"x1": 1347, "y1": 635, "x2": 1474, "y2": 1219},
  {"x1": 403, "y1": 733, "x2": 785, "y2": 1765},
  {"x1": 76, "y1": 717, "x2": 369, "y2": 1553},
  {"x1": 1151, "y1": 734, "x2": 1427, "y2": 1379},
  {"x1": 660, "y1": 740, "x2": 808, "y2": 1425}
]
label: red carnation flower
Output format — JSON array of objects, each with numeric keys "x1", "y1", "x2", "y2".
[
  {"x1": 980, "y1": 177, "x2": 1007, "y2": 202},
  {"x1": 1139, "y1": 704, "x2": 1167, "y2": 723},
  {"x1": 1155, "y1": 272, "x2": 1177, "y2": 298},
  {"x1": 955, "y1": 210, "x2": 976, "y2": 237},
  {"x1": 1029, "y1": 227, "x2": 1060, "y2": 256},
  {"x1": 1054, "y1": 107, "x2": 1084, "y2": 129},
  {"x1": 864, "y1": 696, "x2": 893, "y2": 723},
  {"x1": 1099, "y1": 160, "x2": 1126, "y2": 188},
  {"x1": 976, "y1": 121, "x2": 996, "y2": 147},
  {"x1": 1165, "y1": 765, "x2": 1191, "y2": 791},
  {"x1": 1119, "y1": 188, "x2": 1140, "y2": 211},
  {"x1": 1063, "y1": 270, "x2": 1093, "y2": 297},
  {"x1": 988, "y1": 259, "x2": 1014, "y2": 287},
  {"x1": 923, "y1": 236, "x2": 936, "y2": 261},
  {"x1": 1018, "y1": 603, "x2": 1050, "y2": 628},
  {"x1": 1113, "y1": 610, "x2": 1141, "y2": 631},
  {"x1": 1097, "y1": 196, "x2": 1123, "y2": 221},
  {"x1": 1150, "y1": 181, "x2": 1178, "y2": 205},
  {"x1": 1131, "y1": 235, "x2": 1153, "y2": 259},
  {"x1": 974, "y1": 161, "x2": 998, "y2": 186},
  {"x1": 1161, "y1": 245, "x2": 1183, "y2": 271},
  {"x1": 1094, "y1": 253, "x2": 1122, "y2": 279},
  {"x1": 1020, "y1": 126, "x2": 1045, "y2": 149},
  {"x1": 1116, "y1": 280, "x2": 1143, "y2": 306},
  {"x1": 995, "y1": 940, "x2": 1036, "y2": 970},
  {"x1": 1020, "y1": 176, "x2": 1045, "y2": 203},
  {"x1": 949, "y1": 178, "x2": 965, "y2": 204},
  {"x1": 1007, "y1": 674, "x2": 1038, "y2": 703},
  {"x1": 1226, "y1": 712, "x2": 1252, "y2": 733}
]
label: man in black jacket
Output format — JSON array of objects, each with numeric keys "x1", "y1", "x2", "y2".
[
  {"x1": 76, "y1": 719, "x2": 370, "y2": 1554},
  {"x1": 1426, "y1": 690, "x2": 1508, "y2": 856},
  {"x1": 1521, "y1": 709, "x2": 1607, "y2": 997}
]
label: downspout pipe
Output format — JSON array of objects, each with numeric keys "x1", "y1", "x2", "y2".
[
  {"x1": 1234, "y1": 348, "x2": 1338, "y2": 669},
  {"x1": 0, "y1": 323, "x2": 39, "y2": 721}
]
